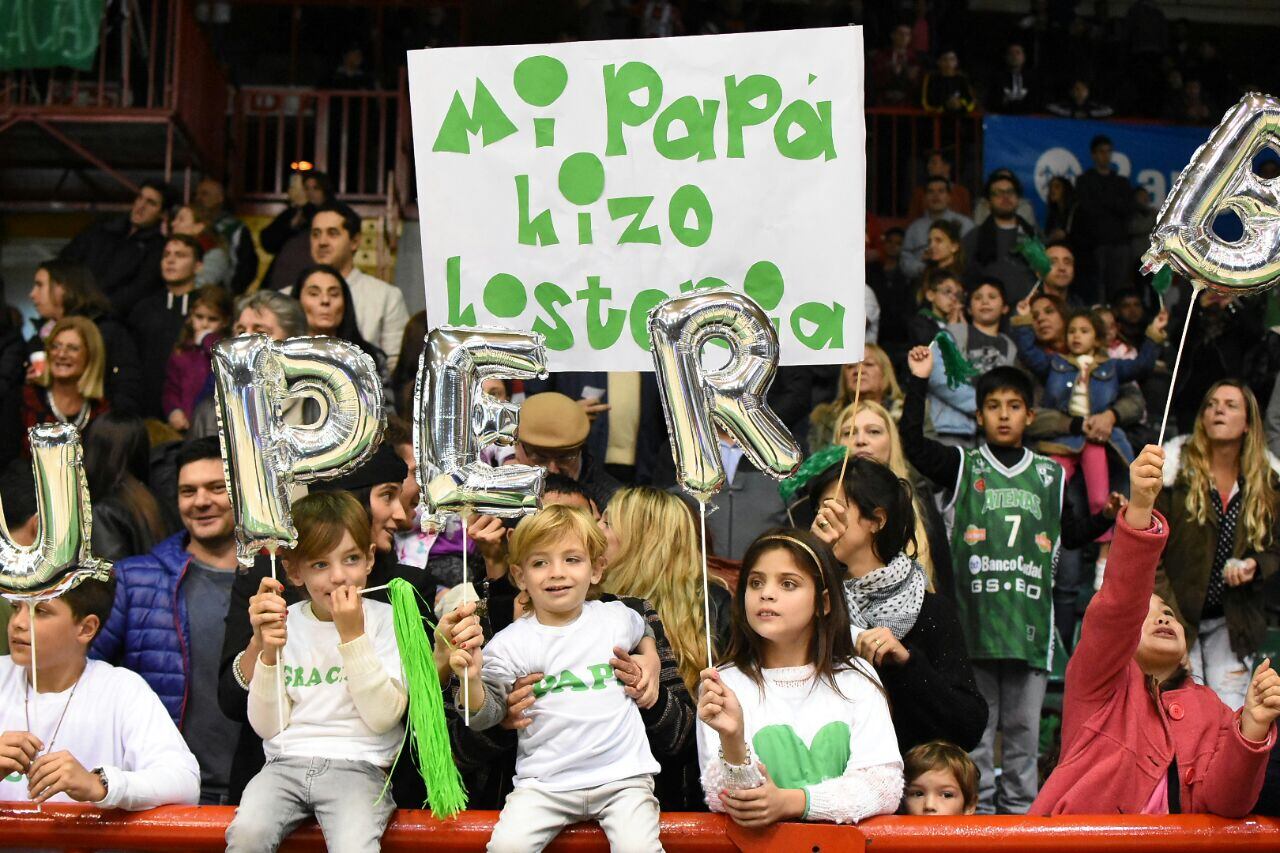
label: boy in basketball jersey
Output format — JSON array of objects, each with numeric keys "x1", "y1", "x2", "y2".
[{"x1": 901, "y1": 347, "x2": 1117, "y2": 814}]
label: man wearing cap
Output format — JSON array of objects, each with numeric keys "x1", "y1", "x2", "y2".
[{"x1": 513, "y1": 392, "x2": 621, "y2": 509}]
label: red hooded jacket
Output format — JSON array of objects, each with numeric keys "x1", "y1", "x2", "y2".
[{"x1": 1032, "y1": 510, "x2": 1275, "y2": 816}]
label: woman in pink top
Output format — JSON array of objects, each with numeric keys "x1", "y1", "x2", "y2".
[{"x1": 1033, "y1": 445, "x2": 1280, "y2": 816}]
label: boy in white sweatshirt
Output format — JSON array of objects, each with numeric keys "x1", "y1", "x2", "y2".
[
  {"x1": 0, "y1": 575, "x2": 200, "y2": 809},
  {"x1": 226, "y1": 492, "x2": 406, "y2": 852}
]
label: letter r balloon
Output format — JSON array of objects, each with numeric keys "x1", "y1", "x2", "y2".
[
  {"x1": 414, "y1": 326, "x2": 549, "y2": 527},
  {"x1": 213, "y1": 336, "x2": 385, "y2": 565},
  {"x1": 648, "y1": 289, "x2": 802, "y2": 502}
]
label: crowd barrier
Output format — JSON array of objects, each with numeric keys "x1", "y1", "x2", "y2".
[{"x1": 2, "y1": 805, "x2": 1279, "y2": 852}]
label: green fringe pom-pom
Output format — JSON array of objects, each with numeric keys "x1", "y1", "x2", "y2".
[
  {"x1": 1151, "y1": 265, "x2": 1173, "y2": 296},
  {"x1": 387, "y1": 578, "x2": 468, "y2": 819},
  {"x1": 1014, "y1": 235, "x2": 1052, "y2": 279},
  {"x1": 778, "y1": 444, "x2": 847, "y2": 503},
  {"x1": 933, "y1": 332, "x2": 980, "y2": 389}
]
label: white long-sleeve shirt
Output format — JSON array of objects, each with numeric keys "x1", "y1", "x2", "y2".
[
  {"x1": 0, "y1": 657, "x2": 200, "y2": 810},
  {"x1": 248, "y1": 599, "x2": 407, "y2": 768},
  {"x1": 696, "y1": 661, "x2": 903, "y2": 824},
  {"x1": 346, "y1": 267, "x2": 411, "y2": 372}
]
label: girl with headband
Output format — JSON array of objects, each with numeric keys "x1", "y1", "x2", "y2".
[{"x1": 695, "y1": 528, "x2": 902, "y2": 827}]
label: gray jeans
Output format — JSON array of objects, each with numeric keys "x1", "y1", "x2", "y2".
[
  {"x1": 487, "y1": 775, "x2": 663, "y2": 853},
  {"x1": 1190, "y1": 616, "x2": 1252, "y2": 711},
  {"x1": 970, "y1": 660, "x2": 1047, "y2": 815},
  {"x1": 225, "y1": 756, "x2": 395, "y2": 853}
]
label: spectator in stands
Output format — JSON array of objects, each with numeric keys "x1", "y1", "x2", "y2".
[
  {"x1": 963, "y1": 170, "x2": 1040, "y2": 306},
  {"x1": 1168, "y1": 289, "x2": 1262, "y2": 436},
  {"x1": 1, "y1": 575, "x2": 201, "y2": 809},
  {"x1": 0, "y1": 303, "x2": 23, "y2": 467},
  {"x1": 901, "y1": 741, "x2": 979, "y2": 816},
  {"x1": 391, "y1": 310, "x2": 427, "y2": 415},
  {"x1": 324, "y1": 43, "x2": 377, "y2": 90},
  {"x1": 906, "y1": 150, "x2": 973, "y2": 220},
  {"x1": 1033, "y1": 446, "x2": 1279, "y2": 816},
  {"x1": 1075, "y1": 135, "x2": 1134, "y2": 302},
  {"x1": 194, "y1": 176, "x2": 259, "y2": 295},
  {"x1": 22, "y1": 316, "x2": 108, "y2": 447},
  {"x1": 260, "y1": 170, "x2": 333, "y2": 292},
  {"x1": 1047, "y1": 79, "x2": 1114, "y2": 119},
  {"x1": 309, "y1": 203, "x2": 410, "y2": 371},
  {"x1": 84, "y1": 413, "x2": 169, "y2": 562},
  {"x1": 832, "y1": 401, "x2": 953, "y2": 599},
  {"x1": 1044, "y1": 176, "x2": 1077, "y2": 244},
  {"x1": 1154, "y1": 381, "x2": 1280, "y2": 711},
  {"x1": 909, "y1": 268, "x2": 965, "y2": 348},
  {"x1": 1170, "y1": 78, "x2": 1213, "y2": 124},
  {"x1": 164, "y1": 285, "x2": 232, "y2": 434},
  {"x1": 1044, "y1": 241, "x2": 1084, "y2": 308},
  {"x1": 901, "y1": 178, "x2": 975, "y2": 281},
  {"x1": 514, "y1": 392, "x2": 621, "y2": 510},
  {"x1": 866, "y1": 227, "x2": 912, "y2": 356},
  {"x1": 923, "y1": 278, "x2": 1018, "y2": 449},
  {"x1": 991, "y1": 42, "x2": 1037, "y2": 114},
  {"x1": 26, "y1": 260, "x2": 143, "y2": 415},
  {"x1": 1112, "y1": 289, "x2": 1150, "y2": 351},
  {"x1": 128, "y1": 234, "x2": 205, "y2": 418},
  {"x1": 868, "y1": 23, "x2": 924, "y2": 107},
  {"x1": 171, "y1": 204, "x2": 232, "y2": 289},
  {"x1": 922, "y1": 50, "x2": 977, "y2": 114},
  {"x1": 187, "y1": 290, "x2": 309, "y2": 439},
  {"x1": 809, "y1": 345, "x2": 904, "y2": 451},
  {"x1": 90, "y1": 437, "x2": 241, "y2": 804},
  {"x1": 807, "y1": 456, "x2": 987, "y2": 756},
  {"x1": 1027, "y1": 292, "x2": 1069, "y2": 355},
  {"x1": 289, "y1": 264, "x2": 392, "y2": 404},
  {"x1": 218, "y1": 443, "x2": 443, "y2": 805},
  {"x1": 696, "y1": 528, "x2": 903, "y2": 827},
  {"x1": 57, "y1": 179, "x2": 174, "y2": 316}
]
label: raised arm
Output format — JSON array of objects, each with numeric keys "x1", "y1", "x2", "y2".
[{"x1": 901, "y1": 347, "x2": 964, "y2": 488}]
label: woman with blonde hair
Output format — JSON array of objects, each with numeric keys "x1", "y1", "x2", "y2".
[
  {"x1": 835, "y1": 400, "x2": 953, "y2": 598},
  {"x1": 21, "y1": 315, "x2": 108, "y2": 448},
  {"x1": 1155, "y1": 379, "x2": 1280, "y2": 710},
  {"x1": 809, "y1": 344, "x2": 904, "y2": 450},
  {"x1": 599, "y1": 485, "x2": 729, "y2": 810}
]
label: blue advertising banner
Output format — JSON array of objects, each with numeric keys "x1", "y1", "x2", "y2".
[{"x1": 983, "y1": 114, "x2": 1207, "y2": 224}]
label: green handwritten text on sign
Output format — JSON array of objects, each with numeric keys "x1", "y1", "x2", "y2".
[
  {"x1": 409, "y1": 27, "x2": 867, "y2": 371},
  {"x1": 0, "y1": 0, "x2": 104, "y2": 72}
]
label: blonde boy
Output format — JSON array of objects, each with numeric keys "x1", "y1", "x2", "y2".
[
  {"x1": 451, "y1": 505, "x2": 664, "y2": 853},
  {"x1": 902, "y1": 740, "x2": 979, "y2": 816}
]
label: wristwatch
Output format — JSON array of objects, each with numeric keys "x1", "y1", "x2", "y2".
[{"x1": 92, "y1": 766, "x2": 109, "y2": 801}]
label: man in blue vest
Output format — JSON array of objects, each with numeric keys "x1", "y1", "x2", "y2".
[{"x1": 91, "y1": 437, "x2": 241, "y2": 804}]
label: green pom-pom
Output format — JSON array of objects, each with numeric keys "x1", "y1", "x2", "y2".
[
  {"x1": 1151, "y1": 266, "x2": 1173, "y2": 296},
  {"x1": 778, "y1": 444, "x2": 847, "y2": 503},
  {"x1": 1014, "y1": 235, "x2": 1052, "y2": 279},
  {"x1": 934, "y1": 332, "x2": 980, "y2": 389},
  {"x1": 387, "y1": 578, "x2": 467, "y2": 819}
]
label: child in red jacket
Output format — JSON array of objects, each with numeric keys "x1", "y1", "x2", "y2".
[{"x1": 1033, "y1": 445, "x2": 1280, "y2": 815}]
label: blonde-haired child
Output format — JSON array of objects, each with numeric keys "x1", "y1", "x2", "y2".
[
  {"x1": 901, "y1": 741, "x2": 978, "y2": 815},
  {"x1": 450, "y1": 505, "x2": 664, "y2": 852}
]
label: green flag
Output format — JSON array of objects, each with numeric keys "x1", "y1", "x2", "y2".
[
  {"x1": 0, "y1": 0, "x2": 104, "y2": 72},
  {"x1": 1150, "y1": 266, "x2": 1173, "y2": 296},
  {"x1": 1014, "y1": 235, "x2": 1052, "y2": 279}
]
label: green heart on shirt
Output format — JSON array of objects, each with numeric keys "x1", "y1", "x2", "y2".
[
  {"x1": 4, "y1": 771, "x2": 21, "y2": 783},
  {"x1": 751, "y1": 722, "x2": 850, "y2": 788}
]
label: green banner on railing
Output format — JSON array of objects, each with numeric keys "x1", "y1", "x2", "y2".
[{"x1": 0, "y1": 0, "x2": 104, "y2": 71}]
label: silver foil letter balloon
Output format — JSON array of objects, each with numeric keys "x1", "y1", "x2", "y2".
[
  {"x1": 648, "y1": 288, "x2": 802, "y2": 502},
  {"x1": 213, "y1": 335, "x2": 384, "y2": 565},
  {"x1": 1143, "y1": 92, "x2": 1280, "y2": 294},
  {"x1": 0, "y1": 424, "x2": 111, "y2": 602},
  {"x1": 414, "y1": 326, "x2": 549, "y2": 526}
]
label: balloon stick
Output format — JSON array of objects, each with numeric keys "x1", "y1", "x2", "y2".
[
  {"x1": 1156, "y1": 283, "x2": 1204, "y2": 447},
  {"x1": 270, "y1": 550, "x2": 286, "y2": 746},
  {"x1": 27, "y1": 601, "x2": 41, "y2": 812},
  {"x1": 837, "y1": 358, "x2": 866, "y2": 490},
  {"x1": 461, "y1": 517, "x2": 470, "y2": 727},
  {"x1": 699, "y1": 500, "x2": 713, "y2": 669}
]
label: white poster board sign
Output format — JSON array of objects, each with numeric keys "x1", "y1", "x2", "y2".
[{"x1": 408, "y1": 26, "x2": 865, "y2": 371}]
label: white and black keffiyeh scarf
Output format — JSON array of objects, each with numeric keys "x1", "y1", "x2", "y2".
[{"x1": 843, "y1": 552, "x2": 926, "y2": 640}]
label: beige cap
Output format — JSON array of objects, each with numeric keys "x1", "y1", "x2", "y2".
[{"x1": 517, "y1": 392, "x2": 589, "y2": 450}]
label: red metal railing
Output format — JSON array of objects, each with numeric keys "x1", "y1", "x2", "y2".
[
  {"x1": 0, "y1": 0, "x2": 228, "y2": 195},
  {"x1": 866, "y1": 107, "x2": 984, "y2": 227},
  {"x1": 2, "y1": 805, "x2": 1279, "y2": 853}
]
